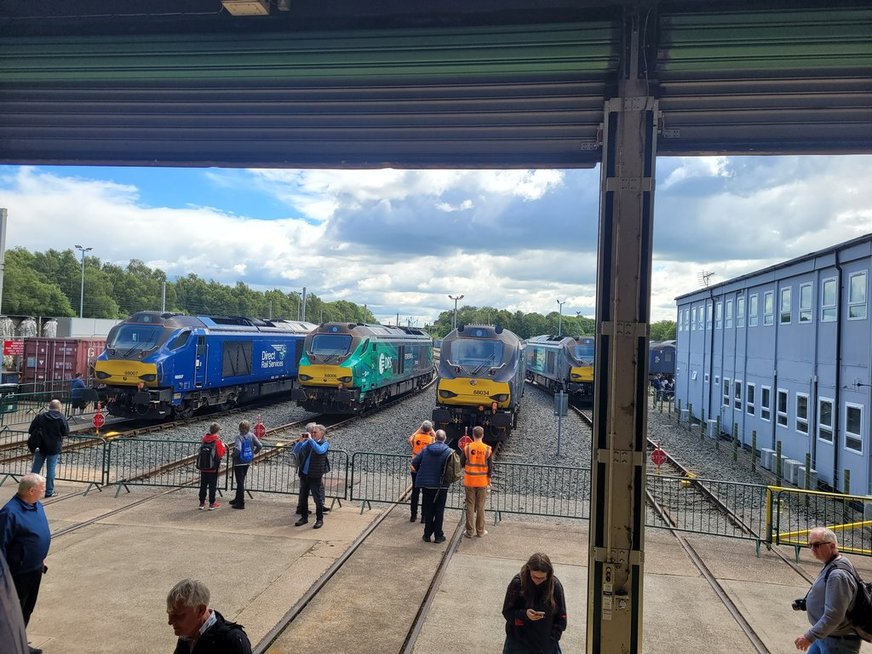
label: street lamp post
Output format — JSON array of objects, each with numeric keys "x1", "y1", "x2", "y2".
[
  {"x1": 74, "y1": 245, "x2": 92, "y2": 318},
  {"x1": 448, "y1": 294, "x2": 464, "y2": 330},
  {"x1": 557, "y1": 298, "x2": 566, "y2": 336}
]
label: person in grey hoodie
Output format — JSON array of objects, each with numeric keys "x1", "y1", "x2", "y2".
[
  {"x1": 410, "y1": 430, "x2": 453, "y2": 544},
  {"x1": 27, "y1": 400, "x2": 69, "y2": 498},
  {"x1": 794, "y1": 527, "x2": 861, "y2": 653},
  {"x1": 229, "y1": 420, "x2": 263, "y2": 510}
]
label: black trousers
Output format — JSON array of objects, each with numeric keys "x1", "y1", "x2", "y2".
[
  {"x1": 298, "y1": 476, "x2": 325, "y2": 520},
  {"x1": 198, "y1": 471, "x2": 219, "y2": 504},
  {"x1": 233, "y1": 465, "x2": 249, "y2": 506},
  {"x1": 422, "y1": 488, "x2": 448, "y2": 540},
  {"x1": 410, "y1": 471, "x2": 420, "y2": 517},
  {"x1": 12, "y1": 568, "x2": 42, "y2": 626}
]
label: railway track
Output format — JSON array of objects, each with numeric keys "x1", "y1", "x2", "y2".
[{"x1": 573, "y1": 402, "x2": 816, "y2": 654}]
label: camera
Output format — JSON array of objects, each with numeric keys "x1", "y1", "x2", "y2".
[{"x1": 792, "y1": 598, "x2": 807, "y2": 612}]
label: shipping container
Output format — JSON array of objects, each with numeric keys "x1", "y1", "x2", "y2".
[{"x1": 20, "y1": 337, "x2": 106, "y2": 394}]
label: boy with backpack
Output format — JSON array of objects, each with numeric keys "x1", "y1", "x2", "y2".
[
  {"x1": 196, "y1": 423, "x2": 226, "y2": 510},
  {"x1": 230, "y1": 420, "x2": 263, "y2": 510}
]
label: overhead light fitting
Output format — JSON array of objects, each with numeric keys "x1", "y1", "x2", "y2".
[
  {"x1": 277, "y1": 0, "x2": 291, "y2": 10},
  {"x1": 221, "y1": 0, "x2": 269, "y2": 16}
]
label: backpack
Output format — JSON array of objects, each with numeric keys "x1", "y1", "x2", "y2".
[
  {"x1": 196, "y1": 440, "x2": 219, "y2": 471},
  {"x1": 239, "y1": 437, "x2": 254, "y2": 464},
  {"x1": 441, "y1": 450, "x2": 462, "y2": 485},
  {"x1": 826, "y1": 560, "x2": 872, "y2": 642},
  {"x1": 27, "y1": 416, "x2": 45, "y2": 454}
]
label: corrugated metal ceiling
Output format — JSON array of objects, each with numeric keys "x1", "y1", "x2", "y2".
[{"x1": 0, "y1": 0, "x2": 869, "y2": 168}]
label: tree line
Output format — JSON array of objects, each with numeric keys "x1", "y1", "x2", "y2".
[
  {"x1": 0, "y1": 247, "x2": 376, "y2": 324},
  {"x1": 427, "y1": 305, "x2": 675, "y2": 341},
  {"x1": 1, "y1": 246, "x2": 676, "y2": 340}
]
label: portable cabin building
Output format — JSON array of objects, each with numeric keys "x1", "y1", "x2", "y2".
[{"x1": 674, "y1": 233, "x2": 871, "y2": 495}]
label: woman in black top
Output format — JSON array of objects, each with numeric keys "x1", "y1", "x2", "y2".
[{"x1": 502, "y1": 552, "x2": 567, "y2": 654}]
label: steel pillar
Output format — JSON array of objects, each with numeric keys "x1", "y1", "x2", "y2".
[{"x1": 586, "y1": 9, "x2": 658, "y2": 652}]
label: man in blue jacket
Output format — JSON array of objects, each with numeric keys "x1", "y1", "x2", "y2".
[
  {"x1": 292, "y1": 424, "x2": 330, "y2": 529},
  {"x1": 0, "y1": 473, "x2": 51, "y2": 654},
  {"x1": 411, "y1": 430, "x2": 453, "y2": 544}
]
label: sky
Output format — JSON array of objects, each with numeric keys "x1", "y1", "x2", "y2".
[{"x1": 0, "y1": 155, "x2": 870, "y2": 326}]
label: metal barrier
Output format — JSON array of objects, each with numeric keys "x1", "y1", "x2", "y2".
[
  {"x1": 0, "y1": 429, "x2": 35, "y2": 484},
  {"x1": 646, "y1": 473, "x2": 769, "y2": 541},
  {"x1": 108, "y1": 437, "x2": 207, "y2": 495},
  {"x1": 229, "y1": 446, "x2": 349, "y2": 503},
  {"x1": 490, "y1": 461, "x2": 591, "y2": 520},
  {"x1": 349, "y1": 452, "x2": 589, "y2": 520},
  {"x1": 0, "y1": 430, "x2": 105, "y2": 493},
  {"x1": 3, "y1": 438, "x2": 870, "y2": 558},
  {"x1": 771, "y1": 487, "x2": 872, "y2": 557}
]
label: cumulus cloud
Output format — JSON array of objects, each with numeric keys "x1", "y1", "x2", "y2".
[{"x1": 0, "y1": 155, "x2": 869, "y2": 325}]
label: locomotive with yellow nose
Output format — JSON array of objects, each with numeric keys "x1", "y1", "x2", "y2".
[
  {"x1": 432, "y1": 324, "x2": 525, "y2": 444},
  {"x1": 292, "y1": 322, "x2": 434, "y2": 413}
]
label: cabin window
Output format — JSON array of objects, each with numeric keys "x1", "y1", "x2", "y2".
[
  {"x1": 848, "y1": 271, "x2": 867, "y2": 320},
  {"x1": 818, "y1": 399, "x2": 833, "y2": 443},
  {"x1": 821, "y1": 277, "x2": 837, "y2": 322},
  {"x1": 799, "y1": 283, "x2": 813, "y2": 323}
]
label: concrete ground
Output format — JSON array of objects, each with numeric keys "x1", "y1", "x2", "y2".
[{"x1": 15, "y1": 480, "x2": 872, "y2": 653}]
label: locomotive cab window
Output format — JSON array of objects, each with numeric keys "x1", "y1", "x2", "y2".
[
  {"x1": 448, "y1": 340, "x2": 504, "y2": 367},
  {"x1": 573, "y1": 340, "x2": 594, "y2": 363},
  {"x1": 107, "y1": 324, "x2": 166, "y2": 352},
  {"x1": 311, "y1": 334, "x2": 352, "y2": 356},
  {"x1": 169, "y1": 330, "x2": 191, "y2": 350}
]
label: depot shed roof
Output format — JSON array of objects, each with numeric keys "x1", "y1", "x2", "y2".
[{"x1": 0, "y1": 0, "x2": 870, "y2": 168}]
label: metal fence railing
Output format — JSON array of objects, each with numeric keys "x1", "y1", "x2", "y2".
[
  {"x1": 229, "y1": 446, "x2": 349, "y2": 504},
  {"x1": 771, "y1": 488, "x2": 872, "y2": 558},
  {"x1": 1, "y1": 441, "x2": 869, "y2": 556},
  {"x1": 0, "y1": 431, "x2": 104, "y2": 493},
  {"x1": 646, "y1": 474, "x2": 770, "y2": 541}
]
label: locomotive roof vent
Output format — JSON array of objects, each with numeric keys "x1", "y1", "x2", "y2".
[{"x1": 495, "y1": 325, "x2": 503, "y2": 334}]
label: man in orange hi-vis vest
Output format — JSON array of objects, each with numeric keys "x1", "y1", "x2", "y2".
[
  {"x1": 460, "y1": 426, "x2": 493, "y2": 538},
  {"x1": 408, "y1": 420, "x2": 435, "y2": 523}
]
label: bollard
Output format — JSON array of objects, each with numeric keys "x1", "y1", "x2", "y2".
[
  {"x1": 843, "y1": 469, "x2": 851, "y2": 495},
  {"x1": 715, "y1": 415, "x2": 721, "y2": 450},
  {"x1": 775, "y1": 441, "x2": 783, "y2": 485},
  {"x1": 732, "y1": 423, "x2": 739, "y2": 461},
  {"x1": 751, "y1": 430, "x2": 757, "y2": 473},
  {"x1": 804, "y1": 453, "x2": 812, "y2": 490}
]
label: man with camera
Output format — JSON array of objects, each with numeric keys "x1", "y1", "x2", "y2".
[
  {"x1": 292, "y1": 424, "x2": 330, "y2": 529},
  {"x1": 793, "y1": 527, "x2": 861, "y2": 653}
]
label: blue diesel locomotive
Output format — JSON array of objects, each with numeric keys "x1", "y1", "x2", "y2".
[
  {"x1": 525, "y1": 334, "x2": 595, "y2": 403},
  {"x1": 94, "y1": 312, "x2": 315, "y2": 418},
  {"x1": 432, "y1": 324, "x2": 525, "y2": 444}
]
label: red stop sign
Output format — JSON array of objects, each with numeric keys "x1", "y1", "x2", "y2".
[
  {"x1": 253, "y1": 423, "x2": 265, "y2": 438},
  {"x1": 93, "y1": 412, "x2": 105, "y2": 429},
  {"x1": 651, "y1": 448, "x2": 667, "y2": 466}
]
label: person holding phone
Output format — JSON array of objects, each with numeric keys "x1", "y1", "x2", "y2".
[{"x1": 501, "y1": 552, "x2": 567, "y2": 654}]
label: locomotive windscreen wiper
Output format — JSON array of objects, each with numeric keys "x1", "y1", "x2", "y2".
[{"x1": 471, "y1": 354, "x2": 495, "y2": 376}]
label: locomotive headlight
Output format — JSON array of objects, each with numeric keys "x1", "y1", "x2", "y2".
[
  {"x1": 338, "y1": 376, "x2": 353, "y2": 383},
  {"x1": 439, "y1": 390, "x2": 458, "y2": 399},
  {"x1": 299, "y1": 374, "x2": 313, "y2": 381},
  {"x1": 571, "y1": 373, "x2": 582, "y2": 380},
  {"x1": 139, "y1": 374, "x2": 157, "y2": 382},
  {"x1": 95, "y1": 371, "x2": 111, "y2": 380},
  {"x1": 490, "y1": 394, "x2": 509, "y2": 402}
]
